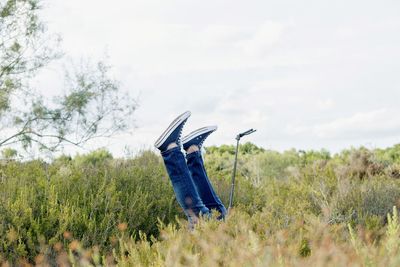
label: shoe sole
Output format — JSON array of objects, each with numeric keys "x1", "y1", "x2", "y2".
[
  {"x1": 154, "y1": 111, "x2": 192, "y2": 148},
  {"x1": 182, "y1": 125, "x2": 218, "y2": 145}
]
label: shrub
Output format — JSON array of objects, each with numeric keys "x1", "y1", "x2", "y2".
[
  {"x1": 0, "y1": 151, "x2": 180, "y2": 262},
  {"x1": 1, "y1": 143, "x2": 400, "y2": 264}
]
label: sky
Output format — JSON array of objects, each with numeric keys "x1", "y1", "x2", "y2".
[{"x1": 36, "y1": 0, "x2": 400, "y2": 156}]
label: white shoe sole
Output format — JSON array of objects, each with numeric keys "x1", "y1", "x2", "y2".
[
  {"x1": 154, "y1": 111, "x2": 191, "y2": 148},
  {"x1": 182, "y1": 125, "x2": 218, "y2": 145}
]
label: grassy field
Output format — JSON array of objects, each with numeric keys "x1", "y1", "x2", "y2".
[{"x1": 1, "y1": 143, "x2": 400, "y2": 266}]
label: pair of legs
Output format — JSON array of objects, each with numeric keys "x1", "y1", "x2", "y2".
[{"x1": 155, "y1": 111, "x2": 226, "y2": 225}]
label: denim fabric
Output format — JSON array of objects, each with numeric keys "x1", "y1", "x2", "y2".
[
  {"x1": 161, "y1": 147, "x2": 210, "y2": 224},
  {"x1": 186, "y1": 151, "x2": 227, "y2": 219}
]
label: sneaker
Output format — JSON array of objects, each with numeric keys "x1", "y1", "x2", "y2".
[
  {"x1": 154, "y1": 111, "x2": 191, "y2": 151},
  {"x1": 182, "y1": 126, "x2": 217, "y2": 151}
]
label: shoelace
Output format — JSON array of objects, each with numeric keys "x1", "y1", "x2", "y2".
[
  {"x1": 177, "y1": 120, "x2": 187, "y2": 146},
  {"x1": 197, "y1": 133, "x2": 209, "y2": 149}
]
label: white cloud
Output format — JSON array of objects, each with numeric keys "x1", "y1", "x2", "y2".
[
  {"x1": 238, "y1": 21, "x2": 287, "y2": 57},
  {"x1": 287, "y1": 108, "x2": 400, "y2": 139},
  {"x1": 317, "y1": 99, "x2": 335, "y2": 111},
  {"x1": 32, "y1": 0, "x2": 400, "y2": 155}
]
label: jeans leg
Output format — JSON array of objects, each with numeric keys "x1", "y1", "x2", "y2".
[
  {"x1": 186, "y1": 151, "x2": 227, "y2": 219},
  {"x1": 161, "y1": 147, "x2": 210, "y2": 223}
]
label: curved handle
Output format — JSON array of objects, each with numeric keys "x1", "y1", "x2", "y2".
[{"x1": 237, "y1": 129, "x2": 257, "y2": 139}]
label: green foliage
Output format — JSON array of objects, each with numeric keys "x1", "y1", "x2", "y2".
[
  {"x1": 376, "y1": 144, "x2": 400, "y2": 164},
  {"x1": 386, "y1": 206, "x2": 400, "y2": 255},
  {"x1": 0, "y1": 0, "x2": 136, "y2": 153},
  {"x1": 79, "y1": 208, "x2": 400, "y2": 266},
  {"x1": 1, "y1": 148, "x2": 17, "y2": 159},
  {"x1": 1, "y1": 144, "x2": 400, "y2": 265},
  {"x1": 0, "y1": 150, "x2": 181, "y2": 263},
  {"x1": 299, "y1": 238, "x2": 312, "y2": 257},
  {"x1": 0, "y1": 0, "x2": 58, "y2": 104},
  {"x1": 73, "y1": 149, "x2": 113, "y2": 166}
]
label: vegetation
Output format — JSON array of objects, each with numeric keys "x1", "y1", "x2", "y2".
[
  {"x1": 0, "y1": 0, "x2": 136, "y2": 153},
  {"x1": 1, "y1": 143, "x2": 400, "y2": 266},
  {"x1": 2, "y1": 1, "x2": 398, "y2": 266}
]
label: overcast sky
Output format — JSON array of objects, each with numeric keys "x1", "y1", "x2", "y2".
[{"x1": 36, "y1": 0, "x2": 400, "y2": 156}]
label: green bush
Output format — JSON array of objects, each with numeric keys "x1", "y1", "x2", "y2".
[
  {"x1": 1, "y1": 143, "x2": 400, "y2": 264},
  {"x1": 0, "y1": 151, "x2": 181, "y2": 262}
]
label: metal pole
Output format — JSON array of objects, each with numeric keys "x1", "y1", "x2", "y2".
[
  {"x1": 227, "y1": 129, "x2": 256, "y2": 214},
  {"x1": 228, "y1": 136, "x2": 240, "y2": 211}
]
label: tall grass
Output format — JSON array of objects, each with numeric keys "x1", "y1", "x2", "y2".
[{"x1": 1, "y1": 143, "x2": 400, "y2": 266}]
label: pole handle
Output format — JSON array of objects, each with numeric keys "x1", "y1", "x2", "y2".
[{"x1": 237, "y1": 129, "x2": 257, "y2": 139}]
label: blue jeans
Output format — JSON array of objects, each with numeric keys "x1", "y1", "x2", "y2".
[{"x1": 161, "y1": 147, "x2": 226, "y2": 224}]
